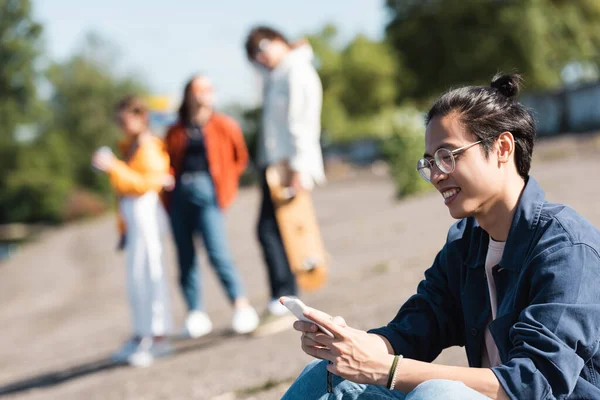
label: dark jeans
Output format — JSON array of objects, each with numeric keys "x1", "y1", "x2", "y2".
[
  {"x1": 257, "y1": 170, "x2": 298, "y2": 300},
  {"x1": 170, "y1": 171, "x2": 245, "y2": 311}
]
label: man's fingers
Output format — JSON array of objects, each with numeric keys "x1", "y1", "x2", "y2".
[
  {"x1": 302, "y1": 334, "x2": 326, "y2": 348},
  {"x1": 293, "y1": 320, "x2": 319, "y2": 333},
  {"x1": 302, "y1": 342, "x2": 335, "y2": 362},
  {"x1": 303, "y1": 308, "x2": 346, "y2": 338},
  {"x1": 304, "y1": 331, "x2": 335, "y2": 347}
]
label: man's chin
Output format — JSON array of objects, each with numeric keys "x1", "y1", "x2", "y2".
[{"x1": 447, "y1": 204, "x2": 471, "y2": 220}]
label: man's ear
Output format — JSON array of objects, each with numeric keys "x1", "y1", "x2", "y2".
[{"x1": 496, "y1": 131, "x2": 515, "y2": 164}]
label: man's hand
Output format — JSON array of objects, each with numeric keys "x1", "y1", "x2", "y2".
[{"x1": 293, "y1": 306, "x2": 394, "y2": 386}]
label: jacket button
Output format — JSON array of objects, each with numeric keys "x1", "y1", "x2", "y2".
[{"x1": 471, "y1": 328, "x2": 478, "y2": 337}]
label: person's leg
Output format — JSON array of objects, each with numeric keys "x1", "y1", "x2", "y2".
[
  {"x1": 406, "y1": 380, "x2": 492, "y2": 400},
  {"x1": 136, "y1": 193, "x2": 172, "y2": 337},
  {"x1": 195, "y1": 175, "x2": 246, "y2": 304},
  {"x1": 121, "y1": 198, "x2": 145, "y2": 338},
  {"x1": 193, "y1": 172, "x2": 258, "y2": 334},
  {"x1": 169, "y1": 184, "x2": 201, "y2": 311},
  {"x1": 282, "y1": 360, "x2": 406, "y2": 400},
  {"x1": 256, "y1": 170, "x2": 297, "y2": 299},
  {"x1": 119, "y1": 196, "x2": 155, "y2": 367},
  {"x1": 142, "y1": 198, "x2": 174, "y2": 358},
  {"x1": 252, "y1": 171, "x2": 299, "y2": 335}
]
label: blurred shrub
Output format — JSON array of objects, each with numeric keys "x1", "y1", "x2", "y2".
[
  {"x1": 63, "y1": 189, "x2": 108, "y2": 222},
  {"x1": 3, "y1": 133, "x2": 73, "y2": 223},
  {"x1": 381, "y1": 105, "x2": 431, "y2": 198}
]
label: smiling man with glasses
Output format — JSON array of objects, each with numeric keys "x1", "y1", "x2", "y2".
[{"x1": 282, "y1": 74, "x2": 600, "y2": 400}]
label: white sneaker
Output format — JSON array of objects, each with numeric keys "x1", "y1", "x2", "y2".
[
  {"x1": 111, "y1": 337, "x2": 140, "y2": 363},
  {"x1": 127, "y1": 337, "x2": 153, "y2": 368},
  {"x1": 185, "y1": 311, "x2": 213, "y2": 338},
  {"x1": 232, "y1": 306, "x2": 259, "y2": 334},
  {"x1": 268, "y1": 298, "x2": 294, "y2": 316}
]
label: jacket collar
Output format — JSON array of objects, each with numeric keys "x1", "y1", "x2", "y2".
[{"x1": 465, "y1": 177, "x2": 546, "y2": 270}]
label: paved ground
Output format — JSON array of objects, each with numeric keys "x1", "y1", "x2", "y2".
[{"x1": 1, "y1": 133, "x2": 600, "y2": 399}]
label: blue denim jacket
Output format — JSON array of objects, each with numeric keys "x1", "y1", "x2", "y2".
[{"x1": 370, "y1": 177, "x2": 600, "y2": 399}]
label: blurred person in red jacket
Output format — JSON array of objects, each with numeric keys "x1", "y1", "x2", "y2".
[{"x1": 163, "y1": 75, "x2": 259, "y2": 338}]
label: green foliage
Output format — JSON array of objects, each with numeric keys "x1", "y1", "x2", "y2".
[
  {"x1": 45, "y1": 33, "x2": 147, "y2": 194},
  {"x1": 0, "y1": 12, "x2": 147, "y2": 223},
  {"x1": 338, "y1": 35, "x2": 399, "y2": 117},
  {"x1": 385, "y1": 0, "x2": 600, "y2": 100},
  {"x1": 0, "y1": 0, "x2": 41, "y2": 135},
  {"x1": 3, "y1": 133, "x2": 73, "y2": 223},
  {"x1": 0, "y1": 0, "x2": 43, "y2": 223},
  {"x1": 5, "y1": 1, "x2": 600, "y2": 222},
  {"x1": 380, "y1": 105, "x2": 431, "y2": 198},
  {"x1": 307, "y1": 25, "x2": 405, "y2": 141}
]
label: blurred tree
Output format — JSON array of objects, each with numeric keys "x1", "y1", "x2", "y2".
[
  {"x1": 339, "y1": 35, "x2": 399, "y2": 117},
  {"x1": 1, "y1": 29, "x2": 147, "y2": 224},
  {"x1": 4, "y1": 132, "x2": 73, "y2": 223},
  {"x1": 386, "y1": 0, "x2": 600, "y2": 100},
  {"x1": 0, "y1": 0, "x2": 43, "y2": 223},
  {"x1": 307, "y1": 25, "x2": 410, "y2": 141},
  {"x1": 305, "y1": 25, "x2": 429, "y2": 198},
  {"x1": 44, "y1": 32, "x2": 147, "y2": 194},
  {"x1": 381, "y1": 105, "x2": 431, "y2": 198}
]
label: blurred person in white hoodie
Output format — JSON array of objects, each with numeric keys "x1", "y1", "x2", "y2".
[{"x1": 244, "y1": 26, "x2": 325, "y2": 336}]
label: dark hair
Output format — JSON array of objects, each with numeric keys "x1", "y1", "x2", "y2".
[
  {"x1": 115, "y1": 95, "x2": 147, "y2": 115},
  {"x1": 114, "y1": 95, "x2": 148, "y2": 126},
  {"x1": 426, "y1": 73, "x2": 536, "y2": 179},
  {"x1": 245, "y1": 26, "x2": 289, "y2": 60},
  {"x1": 178, "y1": 76, "x2": 200, "y2": 124}
]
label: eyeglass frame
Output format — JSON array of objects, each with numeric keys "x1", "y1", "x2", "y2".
[{"x1": 416, "y1": 140, "x2": 484, "y2": 182}]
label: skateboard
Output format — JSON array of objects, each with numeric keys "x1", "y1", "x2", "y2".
[{"x1": 265, "y1": 163, "x2": 328, "y2": 291}]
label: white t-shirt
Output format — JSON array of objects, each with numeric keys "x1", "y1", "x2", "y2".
[{"x1": 481, "y1": 238, "x2": 506, "y2": 368}]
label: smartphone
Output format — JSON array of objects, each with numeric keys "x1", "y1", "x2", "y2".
[{"x1": 282, "y1": 298, "x2": 334, "y2": 338}]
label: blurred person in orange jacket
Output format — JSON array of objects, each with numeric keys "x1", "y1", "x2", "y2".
[
  {"x1": 163, "y1": 75, "x2": 259, "y2": 338},
  {"x1": 92, "y1": 96, "x2": 174, "y2": 367}
]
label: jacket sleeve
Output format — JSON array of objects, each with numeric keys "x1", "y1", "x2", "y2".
[
  {"x1": 287, "y1": 64, "x2": 322, "y2": 173},
  {"x1": 108, "y1": 140, "x2": 170, "y2": 196},
  {"x1": 226, "y1": 118, "x2": 249, "y2": 177},
  {"x1": 368, "y1": 241, "x2": 466, "y2": 361},
  {"x1": 491, "y1": 244, "x2": 600, "y2": 400}
]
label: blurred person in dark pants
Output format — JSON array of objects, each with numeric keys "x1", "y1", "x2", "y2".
[
  {"x1": 163, "y1": 75, "x2": 259, "y2": 338},
  {"x1": 245, "y1": 27, "x2": 325, "y2": 336},
  {"x1": 92, "y1": 96, "x2": 173, "y2": 367}
]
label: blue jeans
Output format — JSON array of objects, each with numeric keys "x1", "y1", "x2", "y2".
[
  {"x1": 282, "y1": 360, "x2": 492, "y2": 400},
  {"x1": 170, "y1": 171, "x2": 245, "y2": 311}
]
